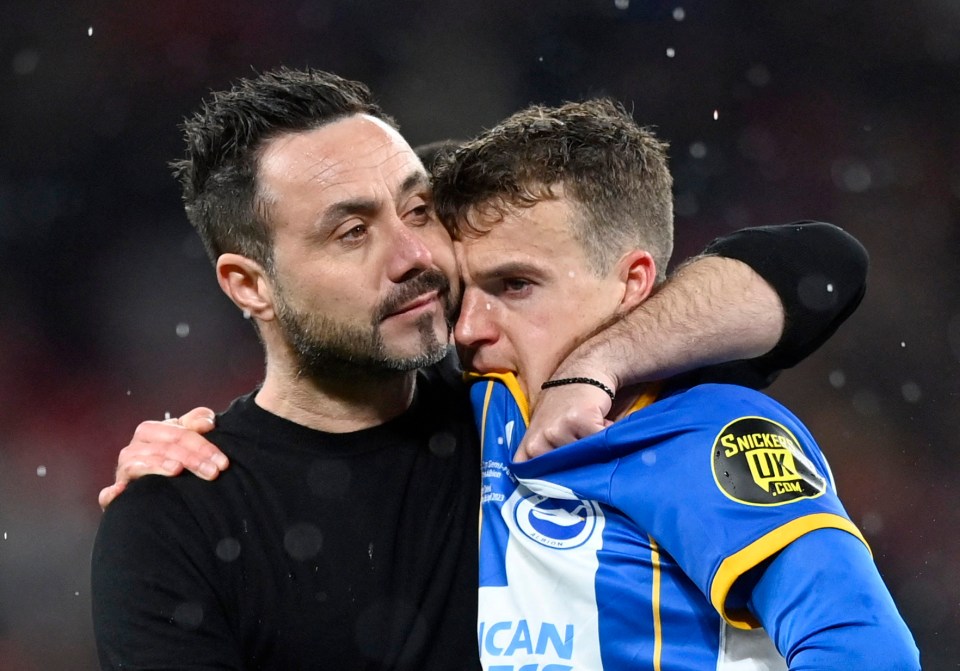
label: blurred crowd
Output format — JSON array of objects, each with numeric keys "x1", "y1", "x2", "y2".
[{"x1": 1, "y1": 0, "x2": 957, "y2": 668}]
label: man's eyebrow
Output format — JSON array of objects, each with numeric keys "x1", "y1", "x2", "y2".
[
  {"x1": 315, "y1": 170, "x2": 430, "y2": 232},
  {"x1": 472, "y1": 260, "x2": 548, "y2": 283},
  {"x1": 397, "y1": 170, "x2": 430, "y2": 200}
]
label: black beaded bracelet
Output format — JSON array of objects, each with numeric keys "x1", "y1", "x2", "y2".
[{"x1": 540, "y1": 377, "x2": 615, "y2": 401}]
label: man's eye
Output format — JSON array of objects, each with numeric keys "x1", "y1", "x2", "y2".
[
  {"x1": 341, "y1": 224, "x2": 367, "y2": 242},
  {"x1": 406, "y1": 204, "x2": 432, "y2": 226},
  {"x1": 502, "y1": 278, "x2": 532, "y2": 294}
]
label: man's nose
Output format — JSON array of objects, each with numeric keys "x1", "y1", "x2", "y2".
[
  {"x1": 386, "y1": 220, "x2": 434, "y2": 283},
  {"x1": 454, "y1": 288, "x2": 499, "y2": 348}
]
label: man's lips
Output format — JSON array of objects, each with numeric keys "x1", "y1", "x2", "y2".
[{"x1": 383, "y1": 291, "x2": 440, "y2": 319}]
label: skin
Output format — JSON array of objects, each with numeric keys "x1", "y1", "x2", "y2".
[
  {"x1": 454, "y1": 192, "x2": 658, "y2": 407},
  {"x1": 217, "y1": 114, "x2": 459, "y2": 432},
  {"x1": 99, "y1": 134, "x2": 785, "y2": 507}
]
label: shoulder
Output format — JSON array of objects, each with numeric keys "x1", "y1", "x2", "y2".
[{"x1": 639, "y1": 383, "x2": 805, "y2": 435}]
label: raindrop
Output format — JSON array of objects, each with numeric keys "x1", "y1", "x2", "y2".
[
  {"x1": 828, "y1": 370, "x2": 846, "y2": 389},
  {"x1": 826, "y1": 283, "x2": 834, "y2": 293},
  {"x1": 746, "y1": 64, "x2": 771, "y2": 87},
  {"x1": 901, "y1": 382, "x2": 921, "y2": 403},
  {"x1": 713, "y1": 109, "x2": 719, "y2": 120},
  {"x1": 87, "y1": 26, "x2": 93, "y2": 37},
  {"x1": 428, "y1": 431, "x2": 457, "y2": 457},
  {"x1": 284, "y1": 523, "x2": 323, "y2": 560},
  {"x1": 12, "y1": 49, "x2": 40, "y2": 76},
  {"x1": 689, "y1": 142, "x2": 707, "y2": 159},
  {"x1": 673, "y1": 7, "x2": 685, "y2": 21},
  {"x1": 666, "y1": 47, "x2": 676, "y2": 58},
  {"x1": 538, "y1": 56, "x2": 544, "y2": 62},
  {"x1": 176, "y1": 322, "x2": 190, "y2": 337},
  {"x1": 797, "y1": 274, "x2": 839, "y2": 311},
  {"x1": 74, "y1": 591, "x2": 80, "y2": 596},
  {"x1": 172, "y1": 602, "x2": 204, "y2": 630},
  {"x1": 36, "y1": 465, "x2": 47, "y2": 477},
  {"x1": 126, "y1": 389, "x2": 132, "y2": 396},
  {"x1": 614, "y1": 0, "x2": 630, "y2": 9},
  {"x1": 215, "y1": 537, "x2": 242, "y2": 562},
  {"x1": 900, "y1": 341, "x2": 906, "y2": 348},
  {"x1": 3, "y1": 532, "x2": 7, "y2": 540},
  {"x1": 830, "y1": 159, "x2": 872, "y2": 193}
]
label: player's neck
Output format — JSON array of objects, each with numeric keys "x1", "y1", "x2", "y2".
[{"x1": 256, "y1": 360, "x2": 417, "y2": 433}]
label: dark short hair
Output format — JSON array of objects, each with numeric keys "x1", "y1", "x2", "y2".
[
  {"x1": 433, "y1": 99, "x2": 673, "y2": 280},
  {"x1": 414, "y1": 139, "x2": 463, "y2": 176},
  {"x1": 170, "y1": 67, "x2": 395, "y2": 270}
]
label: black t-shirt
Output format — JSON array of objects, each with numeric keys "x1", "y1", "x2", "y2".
[{"x1": 92, "y1": 364, "x2": 480, "y2": 671}]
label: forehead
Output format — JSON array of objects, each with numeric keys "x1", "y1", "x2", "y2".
[
  {"x1": 456, "y1": 196, "x2": 585, "y2": 274},
  {"x1": 256, "y1": 114, "x2": 423, "y2": 200}
]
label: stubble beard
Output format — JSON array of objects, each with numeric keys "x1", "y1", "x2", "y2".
[{"x1": 273, "y1": 270, "x2": 456, "y2": 381}]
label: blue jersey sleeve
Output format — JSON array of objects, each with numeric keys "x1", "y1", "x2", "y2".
[
  {"x1": 750, "y1": 528, "x2": 919, "y2": 670},
  {"x1": 514, "y1": 383, "x2": 869, "y2": 628},
  {"x1": 607, "y1": 384, "x2": 868, "y2": 627}
]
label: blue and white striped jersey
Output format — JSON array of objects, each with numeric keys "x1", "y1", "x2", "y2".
[{"x1": 472, "y1": 374, "x2": 868, "y2": 671}]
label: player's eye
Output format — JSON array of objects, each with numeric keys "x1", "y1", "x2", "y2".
[{"x1": 502, "y1": 278, "x2": 533, "y2": 296}]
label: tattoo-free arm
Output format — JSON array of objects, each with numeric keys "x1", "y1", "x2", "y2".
[{"x1": 518, "y1": 222, "x2": 867, "y2": 459}]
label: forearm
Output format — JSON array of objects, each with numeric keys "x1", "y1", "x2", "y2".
[
  {"x1": 558, "y1": 254, "x2": 783, "y2": 391},
  {"x1": 705, "y1": 221, "x2": 868, "y2": 371}
]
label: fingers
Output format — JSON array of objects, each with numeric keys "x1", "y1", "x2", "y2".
[
  {"x1": 117, "y1": 419, "x2": 228, "y2": 483},
  {"x1": 99, "y1": 482, "x2": 125, "y2": 511},
  {"x1": 177, "y1": 407, "x2": 216, "y2": 433},
  {"x1": 517, "y1": 384, "x2": 612, "y2": 462}
]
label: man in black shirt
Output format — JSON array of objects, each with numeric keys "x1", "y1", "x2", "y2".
[{"x1": 91, "y1": 67, "x2": 867, "y2": 670}]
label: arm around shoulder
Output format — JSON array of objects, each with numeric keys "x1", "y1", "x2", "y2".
[{"x1": 704, "y1": 221, "x2": 869, "y2": 374}]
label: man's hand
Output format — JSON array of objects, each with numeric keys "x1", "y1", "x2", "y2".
[
  {"x1": 98, "y1": 407, "x2": 227, "y2": 510},
  {"x1": 516, "y1": 382, "x2": 614, "y2": 462}
]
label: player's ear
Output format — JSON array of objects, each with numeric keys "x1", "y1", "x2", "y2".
[
  {"x1": 615, "y1": 249, "x2": 657, "y2": 314},
  {"x1": 216, "y1": 253, "x2": 277, "y2": 322}
]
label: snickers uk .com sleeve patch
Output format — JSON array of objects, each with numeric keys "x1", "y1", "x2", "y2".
[{"x1": 711, "y1": 416, "x2": 827, "y2": 506}]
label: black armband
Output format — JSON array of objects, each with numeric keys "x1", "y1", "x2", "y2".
[{"x1": 702, "y1": 221, "x2": 868, "y2": 387}]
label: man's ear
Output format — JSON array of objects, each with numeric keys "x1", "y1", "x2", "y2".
[
  {"x1": 216, "y1": 253, "x2": 276, "y2": 322},
  {"x1": 616, "y1": 249, "x2": 657, "y2": 314}
]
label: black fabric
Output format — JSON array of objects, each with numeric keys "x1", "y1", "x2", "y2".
[
  {"x1": 697, "y1": 221, "x2": 868, "y2": 388},
  {"x1": 92, "y1": 364, "x2": 480, "y2": 671}
]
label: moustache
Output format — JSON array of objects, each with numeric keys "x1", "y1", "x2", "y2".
[{"x1": 376, "y1": 270, "x2": 453, "y2": 321}]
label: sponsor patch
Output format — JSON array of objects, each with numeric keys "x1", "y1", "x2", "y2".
[{"x1": 712, "y1": 416, "x2": 826, "y2": 506}]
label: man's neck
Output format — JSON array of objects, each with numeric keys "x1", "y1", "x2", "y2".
[{"x1": 255, "y1": 362, "x2": 418, "y2": 433}]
